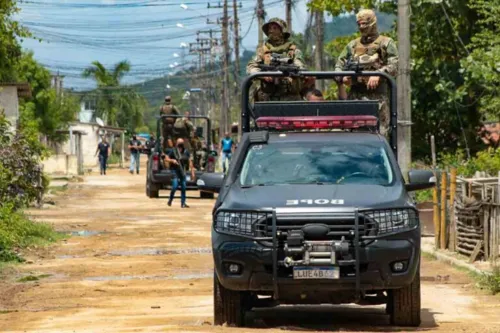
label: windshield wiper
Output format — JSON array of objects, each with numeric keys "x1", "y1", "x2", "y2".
[{"x1": 241, "y1": 183, "x2": 275, "y2": 188}]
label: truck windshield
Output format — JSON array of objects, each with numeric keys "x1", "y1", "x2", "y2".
[{"x1": 239, "y1": 141, "x2": 394, "y2": 186}]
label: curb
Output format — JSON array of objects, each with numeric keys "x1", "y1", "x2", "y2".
[{"x1": 421, "y1": 243, "x2": 491, "y2": 276}]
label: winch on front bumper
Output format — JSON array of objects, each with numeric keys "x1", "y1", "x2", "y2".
[{"x1": 212, "y1": 207, "x2": 420, "y2": 302}]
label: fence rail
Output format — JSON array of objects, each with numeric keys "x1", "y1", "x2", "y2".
[{"x1": 433, "y1": 169, "x2": 500, "y2": 263}]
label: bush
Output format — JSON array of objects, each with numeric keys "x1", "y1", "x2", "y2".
[
  {"x1": 478, "y1": 265, "x2": 500, "y2": 295},
  {"x1": 0, "y1": 111, "x2": 45, "y2": 210},
  {"x1": 439, "y1": 148, "x2": 500, "y2": 178},
  {"x1": 0, "y1": 204, "x2": 62, "y2": 262}
]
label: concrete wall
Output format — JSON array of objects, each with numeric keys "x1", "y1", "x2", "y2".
[
  {"x1": 0, "y1": 86, "x2": 19, "y2": 128},
  {"x1": 42, "y1": 154, "x2": 78, "y2": 175},
  {"x1": 58, "y1": 122, "x2": 101, "y2": 168}
]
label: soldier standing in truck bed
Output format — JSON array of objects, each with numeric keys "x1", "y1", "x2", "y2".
[
  {"x1": 159, "y1": 95, "x2": 180, "y2": 150},
  {"x1": 334, "y1": 9, "x2": 398, "y2": 136},
  {"x1": 246, "y1": 18, "x2": 312, "y2": 101}
]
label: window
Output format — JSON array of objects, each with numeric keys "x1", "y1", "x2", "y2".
[{"x1": 239, "y1": 141, "x2": 394, "y2": 186}]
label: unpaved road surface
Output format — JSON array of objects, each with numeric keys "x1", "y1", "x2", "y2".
[{"x1": 1, "y1": 165, "x2": 500, "y2": 333}]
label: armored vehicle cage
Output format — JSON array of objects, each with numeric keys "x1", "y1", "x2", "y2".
[{"x1": 240, "y1": 71, "x2": 398, "y2": 157}]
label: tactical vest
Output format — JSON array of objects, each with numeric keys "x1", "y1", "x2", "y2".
[
  {"x1": 257, "y1": 42, "x2": 303, "y2": 100},
  {"x1": 350, "y1": 35, "x2": 390, "y2": 93},
  {"x1": 161, "y1": 103, "x2": 176, "y2": 124}
]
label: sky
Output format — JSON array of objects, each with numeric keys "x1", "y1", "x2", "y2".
[{"x1": 15, "y1": 0, "x2": 324, "y2": 91}]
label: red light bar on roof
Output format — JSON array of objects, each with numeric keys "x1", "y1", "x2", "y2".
[{"x1": 255, "y1": 116, "x2": 378, "y2": 130}]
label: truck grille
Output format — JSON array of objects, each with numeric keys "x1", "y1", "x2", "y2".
[{"x1": 254, "y1": 216, "x2": 377, "y2": 240}]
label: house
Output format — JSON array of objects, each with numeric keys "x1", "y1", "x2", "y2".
[
  {"x1": 42, "y1": 96, "x2": 126, "y2": 175},
  {"x1": 0, "y1": 82, "x2": 31, "y2": 129}
]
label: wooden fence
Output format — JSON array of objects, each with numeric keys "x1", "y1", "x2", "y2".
[{"x1": 433, "y1": 170, "x2": 500, "y2": 263}]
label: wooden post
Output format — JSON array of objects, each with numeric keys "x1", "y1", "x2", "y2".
[
  {"x1": 449, "y1": 168, "x2": 457, "y2": 251},
  {"x1": 433, "y1": 170, "x2": 441, "y2": 249},
  {"x1": 440, "y1": 172, "x2": 448, "y2": 249}
]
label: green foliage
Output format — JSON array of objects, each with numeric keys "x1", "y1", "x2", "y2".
[
  {"x1": 461, "y1": 0, "x2": 500, "y2": 120},
  {"x1": 438, "y1": 148, "x2": 500, "y2": 177},
  {"x1": 16, "y1": 52, "x2": 78, "y2": 143},
  {"x1": 478, "y1": 265, "x2": 500, "y2": 295},
  {"x1": 0, "y1": 112, "x2": 45, "y2": 210},
  {"x1": 0, "y1": 0, "x2": 31, "y2": 81},
  {"x1": 82, "y1": 60, "x2": 147, "y2": 131},
  {"x1": 0, "y1": 204, "x2": 62, "y2": 263}
]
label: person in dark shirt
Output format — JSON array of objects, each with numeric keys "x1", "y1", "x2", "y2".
[
  {"x1": 94, "y1": 137, "x2": 110, "y2": 175},
  {"x1": 128, "y1": 134, "x2": 142, "y2": 174},
  {"x1": 164, "y1": 138, "x2": 195, "y2": 208}
]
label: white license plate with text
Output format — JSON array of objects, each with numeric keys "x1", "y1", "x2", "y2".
[
  {"x1": 293, "y1": 266, "x2": 339, "y2": 279},
  {"x1": 186, "y1": 175, "x2": 191, "y2": 181}
]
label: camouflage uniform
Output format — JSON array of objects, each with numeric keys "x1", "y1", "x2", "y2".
[
  {"x1": 159, "y1": 96, "x2": 180, "y2": 150},
  {"x1": 246, "y1": 18, "x2": 308, "y2": 101},
  {"x1": 334, "y1": 9, "x2": 398, "y2": 136}
]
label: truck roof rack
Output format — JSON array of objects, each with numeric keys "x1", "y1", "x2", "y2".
[{"x1": 240, "y1": 71, "x2": 398, "y2": 157}]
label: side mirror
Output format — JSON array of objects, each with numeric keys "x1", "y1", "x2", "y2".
[
  {"x1": 406, "y1": 169, "x2": 436, "y2": 191},
  {"x1": 197, "y1": 172, "x2": 225, "y2": 193}
]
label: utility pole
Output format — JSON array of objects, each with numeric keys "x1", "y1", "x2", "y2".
[
  {"x1": 397, "y1": 0, "x2": 411, "y2": 177},
  {"x1": 285, "y1": 0, "x2": 292, "y2": 32},
  {"x1": 314, "y1": 10, "x2": 324, "y2": 91},
  {"x1": 208, "y1": 1, "x2": 232, "y2": 138},
  {"x1": 232, "y1": 0, "x2": 241, "y2": 86},
  {"x1": 256, "y1": 0, "x2": 265, "y2": 46}
]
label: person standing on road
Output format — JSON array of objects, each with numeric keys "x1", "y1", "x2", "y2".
[
  {"x1": 128, "y1": 134, "x2": 142, "y2": 175},
  {"x1": 164, "y1": 138, "x2": 195, "y2": 208},
  {"x1": 219, "y1": 132, "x2": 234, "y2": 173},
  {"x1": 94, "y1": 137, "x2": 110, "y2": 175}
]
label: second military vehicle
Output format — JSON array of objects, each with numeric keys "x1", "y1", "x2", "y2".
[{"x1": 146, "y1": 114, "x2": 218, "y2": 199}]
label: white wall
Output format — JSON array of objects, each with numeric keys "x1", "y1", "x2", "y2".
[
  {"x1": 42, "y1": 154, "x2": 78, "y2": 175},
  {"x1": 0, "y1": 86, "x2": 19, "y2": 129}
]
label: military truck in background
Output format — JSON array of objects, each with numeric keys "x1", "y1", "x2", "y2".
[{"x1": 146, "y1": 114, "x2": 218, "y2": 199}]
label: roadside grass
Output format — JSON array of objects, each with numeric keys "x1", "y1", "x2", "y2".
[
  {"x1": 0, "y1": 205, "x2": 64, "y2": 264},
  {"x1": 422, "y1": 251, "x2": 500, "y2": 295}
]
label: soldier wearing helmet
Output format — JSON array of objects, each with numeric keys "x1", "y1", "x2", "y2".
[
  {"x1": 159, "y1": 95, "x2": 180, "y2": 150},
  {"x1": 246, "y1": 18, "x2": 311, "y2": 101},
  {"x1": 334, "y1": 9, "x2": 398, "y2": 136}
]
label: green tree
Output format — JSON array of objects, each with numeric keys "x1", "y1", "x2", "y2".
[
  {"x1": 311, "y1": 0, "x2": 485, "y2": 161},
  {"x1": 0, "y1": 0, "x2": 31, "y2": 81},
  {"x1": 462, "y1": 0, "x2": 500, "y2": 120},
  {"x1": 15, "y1": 52, "x2": 79, "y2": 143},
  {"x1": 82, "y1": 60, "x2": 147, "y2": 131}
]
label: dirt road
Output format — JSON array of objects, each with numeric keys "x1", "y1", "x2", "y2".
[{"x1": 1, "y1": 166, "x2": 500, "y2": 333}]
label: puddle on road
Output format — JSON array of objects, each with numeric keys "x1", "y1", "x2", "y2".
[
  {"x1": 66, "y1": 230, "x2": 106, "y2": 237},
  {"x1": 108, "y1": 247, "x2": 212, "y2": 256},
  {"x1": 83, "y1": 272, "x2": 212, "y2": 281}
]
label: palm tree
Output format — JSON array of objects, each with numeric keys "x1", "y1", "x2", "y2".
[{"x1": 82, "y1": 60, "x2": 145, "y2": 129}]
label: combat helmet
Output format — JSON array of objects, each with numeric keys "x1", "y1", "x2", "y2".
[
  {"x1": 262, "y1": 17, "x2": 290, "y2": 39},
  {"x1": 165, "y1": 95, "x2": 171, "y2": 102}
]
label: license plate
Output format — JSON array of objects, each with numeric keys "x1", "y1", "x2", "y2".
[
  {"x1": 293, "y1": 266, "x2": 339, "y2": 279},
  {"x1": 186, "y1": 175, "x2": 191, "y2": 181}
]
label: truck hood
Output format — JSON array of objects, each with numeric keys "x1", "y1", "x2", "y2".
[{"x1": 221, "y1": 183, "x2": 409, "y2": 211}]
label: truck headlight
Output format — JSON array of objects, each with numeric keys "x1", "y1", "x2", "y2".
[
  {"x1": 365, "y1": 209, "x2": 418, "y2": 234},
  {"x1": 215, "y1": 211, "x2": 266, "y2": 236}
]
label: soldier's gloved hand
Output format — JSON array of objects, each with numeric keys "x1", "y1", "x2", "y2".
[{"x1": 367, "y1": 76, "x2": 380, "y2": 90}]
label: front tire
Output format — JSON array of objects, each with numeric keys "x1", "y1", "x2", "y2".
[
  {"x1": 388, "y1": 269, "x2": 421, "y2": 327},
  {"x1": 213, "y1": 272, "x2": 246, "y2": 327}
]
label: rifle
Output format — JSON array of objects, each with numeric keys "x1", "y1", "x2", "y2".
[
  {"x1": 257, "y1": 53, "x2": 301, "y2": 75},
  {"x1": 172, "y1": 147, "x2": 186, "y2": 180}
]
